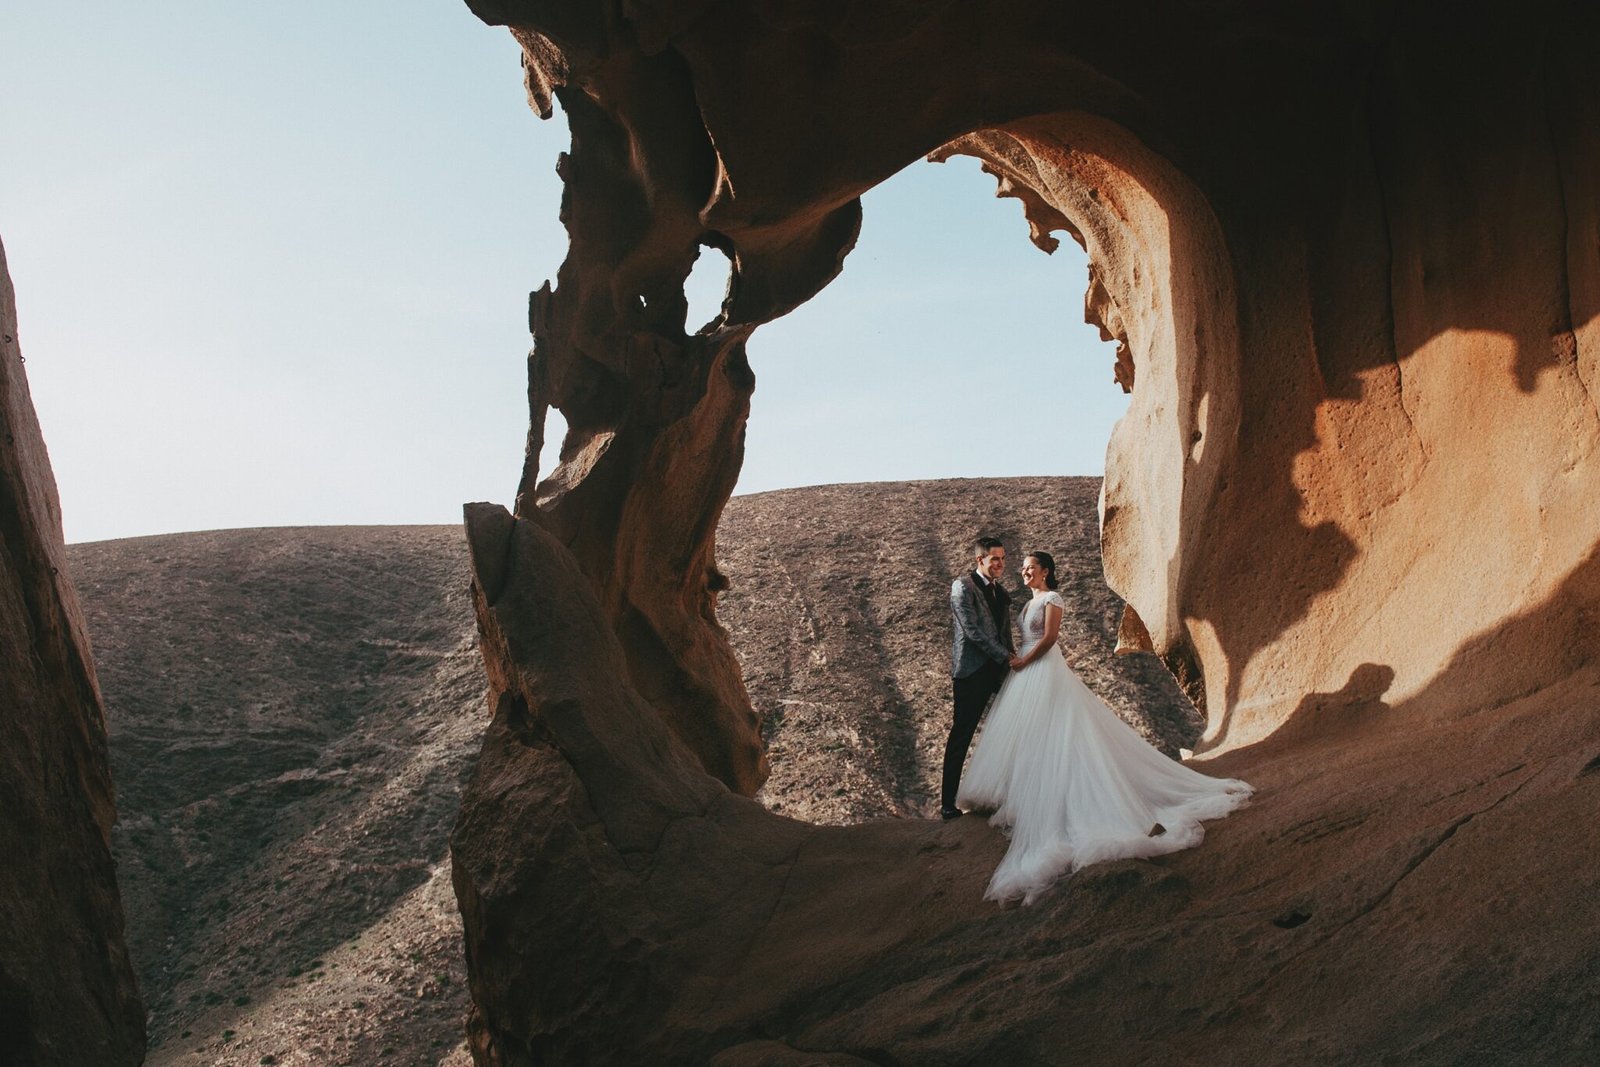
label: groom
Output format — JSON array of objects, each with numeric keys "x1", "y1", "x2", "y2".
[{"x1": 941, "y1": 535, "x2": 1015, "y2": 819}]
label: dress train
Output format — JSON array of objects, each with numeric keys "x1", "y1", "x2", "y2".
[{"x1": 958, "y1": 592, "x2": 1251, "y2": 903}]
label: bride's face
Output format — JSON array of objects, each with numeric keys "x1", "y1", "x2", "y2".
[{"x1": 1021, "y1": 557, "x2": 1045, "y2": 590}]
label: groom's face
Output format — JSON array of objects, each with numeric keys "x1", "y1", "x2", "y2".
[{"x1": 976, "y1": 547, "x2": 1006, "y2": 581}]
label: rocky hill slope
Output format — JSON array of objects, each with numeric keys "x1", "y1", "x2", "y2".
[
  {"x1": 716, "y1": 477, "x2": 1196, "y2": 823},
  {"x1": 68, "y1": 476, "x2": 1186, "y2": 1065}
]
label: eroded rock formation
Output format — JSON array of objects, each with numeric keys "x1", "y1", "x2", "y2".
[
  {"x1": 452, "y1": 2, "x2": 1600, "y2": 1062},
  {"x1": 0, "y1": 237, "x2": 144, "y2": 1063}
]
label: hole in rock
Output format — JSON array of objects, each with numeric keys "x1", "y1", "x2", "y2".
[
  {"x1": 708, "y1": 153, "x2": 1203, "y2": 828},
  {"x1": 732, "y1": 156, "x2": 1127, "y2": 498},
  {"x1": 1273, "y1": 911, "x2": 1312, "y2": 929},
  {"x1": 533, "y1": 406, "x2": 569, "y2": 491},
  {"x1": 684, "y1": 245, "x2": 732, "y2": 334}
]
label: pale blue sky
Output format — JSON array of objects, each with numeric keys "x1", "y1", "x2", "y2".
[{"x1": 1, "y1": 1, "x2": 1123, "y2": 544}]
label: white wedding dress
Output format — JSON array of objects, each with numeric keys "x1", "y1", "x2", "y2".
[{"x1": 958, "y1": 591, "x2": 1252, "y2": 904}]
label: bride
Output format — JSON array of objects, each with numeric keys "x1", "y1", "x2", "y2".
[{"x1": 958, "y1": 551, "x2": 1252, "y2": 904}]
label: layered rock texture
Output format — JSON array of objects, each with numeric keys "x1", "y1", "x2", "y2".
[
  {"x1": 0, "y1": 237, "x2": 144, "y2": 1063},
  {"x1": 450, "y1": 1, "x2": 1600, "y2": 1063}
]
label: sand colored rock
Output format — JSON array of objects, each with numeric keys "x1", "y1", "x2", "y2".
[
  {"x1": 475, "y1": 0, "x2": 1600, "y2": 750},
  {"x1": 450, "y1": 1, "x2": 1600, "y2": 1062},
  {"x1": 456, "y1": 503, "x2": 1600, "y2": 1064},
  {"x1": 0, "y1": 237, "x2": 145, "y2": 1063}
]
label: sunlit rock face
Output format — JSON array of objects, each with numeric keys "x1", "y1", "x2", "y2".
[
  {"x1": 471, "y1": 0, "x2": 1600, "y2": 756},
  {"x1": 0, "y1": 238, "x2": 145, "y2": 1064},
  {"x1": 453, "y1": 1, "x2": 1600, "y2": 1062}
]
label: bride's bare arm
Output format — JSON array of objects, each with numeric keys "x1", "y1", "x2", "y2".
[{"x1": 1011, "y1": 602, "x2": 1063, "y2": 670}]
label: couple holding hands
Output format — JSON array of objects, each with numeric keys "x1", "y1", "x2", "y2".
[{"x1": 941, "y1": 537, "x2": 1251, "y2": 904}]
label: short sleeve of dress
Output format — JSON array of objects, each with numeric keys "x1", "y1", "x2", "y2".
[{"x1": 1043, "y1": 591, "x2": 1066, "y2": 610}]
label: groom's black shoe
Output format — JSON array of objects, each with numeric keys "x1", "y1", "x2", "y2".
[{"x1": 940, "y1": 806, "x2": 964, "y2": 821}]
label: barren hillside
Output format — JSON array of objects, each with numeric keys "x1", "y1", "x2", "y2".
[
  {"x1": 716, "y1": 477, "x2": 1197, "y2": 823},
  {"x1": 68, "y1": 476, "x2": 1192, "y2": 1065}
]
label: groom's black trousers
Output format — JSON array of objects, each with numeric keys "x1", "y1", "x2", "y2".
[{"x1": 942, "y1": 659, "x2": 1008, "y2": 809}]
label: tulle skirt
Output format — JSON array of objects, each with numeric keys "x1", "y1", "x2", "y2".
[{"x1": 958, "y1": 649, "x2": 1251, "y2": 904}]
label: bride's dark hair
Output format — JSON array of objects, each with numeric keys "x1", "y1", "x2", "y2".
[{"x1": 1026, "y1": 551, "x2": 1059, "y2": 590}]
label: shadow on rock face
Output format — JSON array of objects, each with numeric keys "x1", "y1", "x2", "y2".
[
  {"x1": 453, "y1": 501, "x2": 1600, "y2": 1066},
  {"x1": 1268, "y1": 662, "x2": 1397, "y2": 747}
]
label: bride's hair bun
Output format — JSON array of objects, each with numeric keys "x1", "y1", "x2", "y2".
[{"x1": 1027, "y1": 551, "x2": 1059, "y2": 589}]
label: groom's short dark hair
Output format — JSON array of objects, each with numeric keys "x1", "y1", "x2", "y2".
[{"x1": 974, "y1": 536, "x2": 1004, "y2": 557}]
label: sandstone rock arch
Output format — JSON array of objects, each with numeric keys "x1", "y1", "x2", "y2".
[
  {"x1": 1, "y1": 3, "x2": 1595, "y2": 1064},
  {"x1": 449, "y1": 1, "x2": 1600, "y2": 1061},
  {"x1": 475, "y1": 0, "x2": 1600, "y2": 764}
]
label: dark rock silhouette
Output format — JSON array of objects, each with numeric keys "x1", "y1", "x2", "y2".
[{"x1": 0, "y1": 236, "x2": 144, "y2": 1064}]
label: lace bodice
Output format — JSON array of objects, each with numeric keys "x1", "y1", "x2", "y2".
[{"x1": 1018, "y1": 591, "x2": 1065, "y2": 644}]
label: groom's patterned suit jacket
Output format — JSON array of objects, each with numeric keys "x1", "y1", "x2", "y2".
[{"x1": 950, "y1": 573, "x2": 1015, "y2": 679}]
